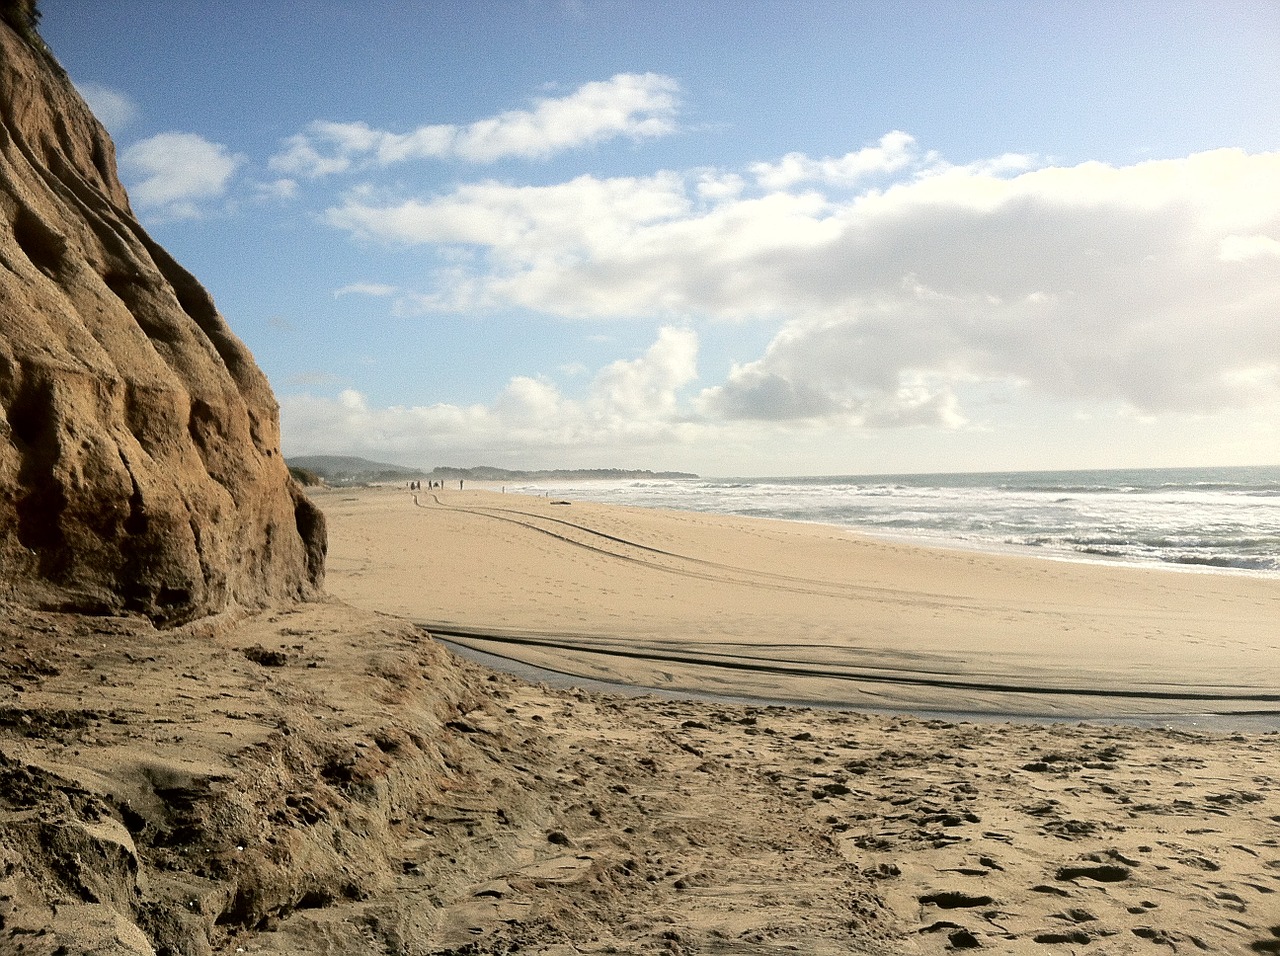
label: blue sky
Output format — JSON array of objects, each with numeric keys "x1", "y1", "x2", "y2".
[{"x1": 42, "y1": 0, "x2": 1280, "y2": 476}]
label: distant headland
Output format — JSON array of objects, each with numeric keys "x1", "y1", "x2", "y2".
[{"x1": 287, "y1": 455, "x2": 698, "y2": 486}]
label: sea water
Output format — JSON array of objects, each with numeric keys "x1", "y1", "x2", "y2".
[{"x1": 510, "y1": 465, "x2": 1280, "y2": 576}]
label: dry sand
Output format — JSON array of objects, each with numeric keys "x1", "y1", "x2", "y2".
[
  {"x1": 320, "y1": 485, "x2": 1280, "y2": 723},
  {"x1": 3, "y1": 484, "x2": 1278, "y2": 954},
  {"x1": 308, "y1": 484, "x2": 1280, "y2": 952}
]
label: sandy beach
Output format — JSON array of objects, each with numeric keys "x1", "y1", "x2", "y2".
[
  {"x1": 4, "y1": 485, "x2": 1278, "y2": 954},
  {"x1": 319, "y1": 485, "x2": 1280, "y2": 724},
  {"x1": 8, "y1": 5, "x2": 1277, "y2": 950},
  {"x1": 288, "y1": 482, "x2": 1280, "y2": 953}
]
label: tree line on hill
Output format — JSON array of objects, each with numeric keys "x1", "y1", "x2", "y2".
[{"x1": 287, "y1": 455, "x2": 697, "y2": 487}]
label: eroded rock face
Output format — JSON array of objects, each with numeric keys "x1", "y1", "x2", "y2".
[{"x1": 0, "y1": 21, "x2": 325, "y2": 623}]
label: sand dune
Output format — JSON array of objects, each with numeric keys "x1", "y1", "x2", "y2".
[{"x1": 319, "y1": 485, "x2": 1280, "y2": 723}]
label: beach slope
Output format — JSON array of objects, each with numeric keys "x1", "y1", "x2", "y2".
[{"x1": 321, "y1": 486, "x2": 1280, "y2": 722}]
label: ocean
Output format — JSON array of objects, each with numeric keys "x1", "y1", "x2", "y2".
[{"x1": 510, "y1": 465, "x2": 1280, "y2": 576}]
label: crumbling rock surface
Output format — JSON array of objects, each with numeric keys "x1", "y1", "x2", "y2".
[{"x1": 0, "y1": 20, "x2": 325, "y2": 623}]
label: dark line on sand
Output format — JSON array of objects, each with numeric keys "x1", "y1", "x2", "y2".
[{"x1": 425, "y1": 625, "x2": 1280, "y2": 706}]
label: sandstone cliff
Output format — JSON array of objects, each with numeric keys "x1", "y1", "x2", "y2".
[{"x1": 0, "y1": 16, "x2": 325, "y2": 623}]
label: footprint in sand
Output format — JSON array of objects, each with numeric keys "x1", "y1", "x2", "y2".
[
  {"x1": 1030, "y1": 884, "x2": 1071, "y2": 897},
  {"x1": 918, "y1": 890, "x2": 995, "y2": 909},
  {"x1": 1033, "y1": 929, "x2": 1094, "y2": 944},
  {"x1": 918, "y1": 921, "x2": 983, "y2": 949},
  {"x1": 1054, "y1": 863, "x2": 1131, "y2": 883}
]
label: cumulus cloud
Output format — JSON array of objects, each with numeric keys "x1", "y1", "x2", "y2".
[
  {"x1": 121, "y1": 132, "x2": 244, "y2": 220},
  {"x1": 327, "y1": 177, "x2": 837, "y2": 319},
  {"x1": 281, "y1": 326, "x2": 700, "y2": 460},
  {"x1": 323, "y1": 142, "x2": 1280, "y2": 424},
  {"x1": 698, "y1": 331, "x2": 970, "y2": 429},
  {"x1": 326, "y1": 172, "x2": 689, "y2": 248},
  {"x1": 591, "y1": 326, "x2": 698, "y2": 420},
  {"x1": 698, "y1": 367, "x2": 839, "y2": 422},
  {"x1": 269, "y1": 72, "x2": 680, "y2": 177},
  {"x1": 696, "y1": 171, "x2": 745, "y2": 201},
  {"x1": 749, "y1": 130, "x2": 920, "y2": 189},
  {"x1": 76, "y1": 81, "x2": 138, "y2": 135}
]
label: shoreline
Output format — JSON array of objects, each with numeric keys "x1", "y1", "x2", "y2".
[
  {"x1": 421, "y1": 478, "x2": 1280, "y2": 580},
  {"x1": 501, "y1": 471, "x2": 1280, "y2": 580},
  {"x1": 317, "y1": 485, "x2": 1280, "y2": 724},
  {"x1": 831, "y1": 523, "x2": 1280, "y2": 580}
]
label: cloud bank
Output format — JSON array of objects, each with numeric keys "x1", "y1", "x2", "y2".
[
  {"x1": 322, "y1": 144, "x2": 1280, "y2": 429},
  {"x1": 140, "y1": 63, "x2": 1269, "y2": 468},
  {"x1": 283, "y1": 327, "x2": 700, "y2": 461}
]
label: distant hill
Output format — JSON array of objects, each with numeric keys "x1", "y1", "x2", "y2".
[
  {"x1": 430, "y1": 466, "x2": 699, "y2": 482},
  {"x1": 288, "y1": 456, "x2": 426, "y2": 486},
  {"x1": 287, "y1": 457, "x2": 698, "y2": 486}
]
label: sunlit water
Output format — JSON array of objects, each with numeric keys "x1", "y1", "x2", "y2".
[{"x1": 510, "y1": 465, "x2": 1280, "y2": 576}]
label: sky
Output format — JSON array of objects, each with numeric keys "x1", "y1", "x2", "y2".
[{"x1": 40, "y1": 0, "x2": 1280, "y2": 477}]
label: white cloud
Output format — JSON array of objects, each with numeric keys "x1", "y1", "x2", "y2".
[
  {"x1": 269, "y1": 72, "x2": 680, "y2": 177},
  {"x1": 327, "y1": 172, "x2": 690, "y2": 245},
  {"x1": 698, "y1": 366, "x2": 838, "y2": 422},
  {"x1": 76, "y1": 81, "x2": 138, "y2": 135},
  {"x1": 454, "y1": 72, "x2": 680, "y2": 162},
  {"x1": 121, "y1": 132, "x2": 244, "y2": 220},
  {"x1": 749, "y1": 130, "x2": 920, "y2": 189},
  {"x1": 590, "y1": 326, "x2": 698, "y2": 419},
  {"x1": 696, "y1": 171, "x2": 745, "y2": 201},
  {"x1": 326, "y1": 172, "x2": 695, "y2": 315},
  {"x1": 327, "y1": 177, "x2": 837, "y2": 319},
  {"x1": 324, "y1": 142, "x2": 1280, "y2": 423},
  {"x1": 281, "y1": 326, "x2": 700, "y2": 460}
]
